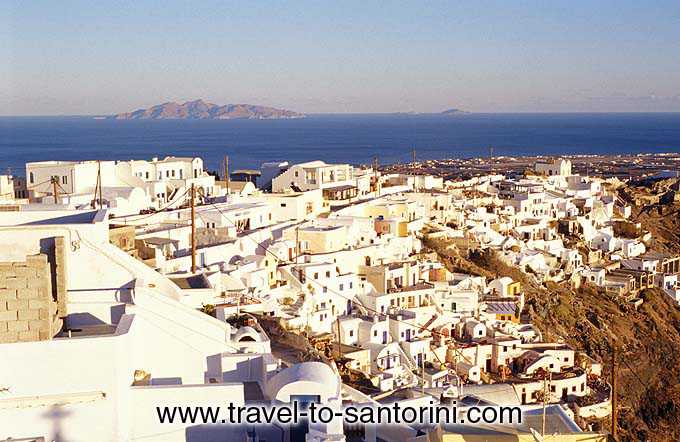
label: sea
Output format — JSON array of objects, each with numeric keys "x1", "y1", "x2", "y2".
[{"x1": 1, "y1": 113, "x2": 680, "y2": 175}]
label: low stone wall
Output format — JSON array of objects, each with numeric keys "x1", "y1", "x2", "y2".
[{"x1": 0, "y1": 236, "x2": 67, "y2": 344}]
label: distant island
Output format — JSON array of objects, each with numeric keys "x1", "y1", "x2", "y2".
[
  {"x1": 112, "y1": 99, "x2": 305, "y2": 120},
  {"x1": 387, "y1": 108, "x2": 470, "y2": 116},
  {"x1": 440, "y1": 108, "x2": 469, "y2": 115}
]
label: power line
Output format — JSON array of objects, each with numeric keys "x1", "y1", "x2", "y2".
[{"x1": 109, "y1": 188, "x2": 191, "y2": 221}]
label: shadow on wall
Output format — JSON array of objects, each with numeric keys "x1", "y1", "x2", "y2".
[
  {"x1": 111, "y1": 303, "x2": 126, "y2": 323},
  {"x1": 39, "y1": 237, "x2": 59, "y2": 304},
  {"x1": 64, "y1": 312, "x2": 107, "y2": 327},
  {"x1": 186, "y1": 423, "x2": 284, "y2": 442}
]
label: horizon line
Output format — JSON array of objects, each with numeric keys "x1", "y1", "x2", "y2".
[{"x1": 3, "y1": 110, "x2": 680, "y2": 118}]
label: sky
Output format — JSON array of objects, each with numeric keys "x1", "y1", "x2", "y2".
[{"x1": 2, "y1": 0, "x2": 680, "y2": 115}]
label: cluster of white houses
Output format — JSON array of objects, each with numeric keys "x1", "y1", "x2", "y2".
[{"x1": 3, "y1": 155, "x2": 671, "y2": 441}]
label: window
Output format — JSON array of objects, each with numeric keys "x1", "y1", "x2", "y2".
[
  {"x1": 62, "y1": 176, "x2": 67, "y2": 184},
  {"x1": 339, "y1": 284, "x2": 344, "y2": 291},
  {"x1": 349, "y1": 282, "x2": 353, "y2": 289},
  {"x1": 171, "y1": 170, "x2": 175, "y2": 177},
  {"x1": 373, "y1": 330, "x2": 377, "y2": 337},
  {"x1": 323, "y1": 287, "x2": 327, "y2": 293},
  {"x1": 294, "y1": 171, "x2": 299, "y2": 177},
  {"x1": 325, "y1": 271, "x2": 330, "y2": 277},
  {"x1": 29, "y1": 172, "x2": 34, "y2": 184},
  {"x1": 349, "y1": 330, "x2": 354, "y2": 337},
  {"x1": 314, "y1": 272, "x2": 319, "y2": 279}
]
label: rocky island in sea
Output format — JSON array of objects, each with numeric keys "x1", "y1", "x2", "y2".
[
  {"x1": 440, "y1": 108, "x2": 469, "y2": 115},
  {"x1": 112, "y1": 99, "x2": 305, "y2": 120}
]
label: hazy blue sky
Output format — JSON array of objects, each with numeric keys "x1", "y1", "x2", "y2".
[{"x1": 2, "y1": 0, "x2": 680, "y2": 115}]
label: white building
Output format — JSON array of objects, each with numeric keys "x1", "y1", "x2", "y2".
[
  {"x1": 0, "y1": 208, "x2": 345, "y2": 442},
  {"x1": 25, "y1": 157, "x2": 219, "y2": 215},
  {"x1": 534, "y1": 158, "x2": 572, "y2": 177}
]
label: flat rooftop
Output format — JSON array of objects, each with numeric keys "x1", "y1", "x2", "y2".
[{"x1": 0, "y1": 209, "x2": 106, "y2": 227}]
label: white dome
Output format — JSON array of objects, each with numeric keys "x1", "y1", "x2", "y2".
[{"x1": 266, "y1": 362, "x2": 339, "y2": 403}]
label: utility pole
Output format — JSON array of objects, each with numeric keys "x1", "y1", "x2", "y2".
[
  {"x1": 421, "y1": 352, "x2": 426, "y2": 394},
  {"x1": 541, "y1": 373, "x2": 547, "y2": 437},
  {"x1": 51, "y1": 176, "x2": 59, "y2": 204},
  {"x1": 541, "y1": 370, "x2": 552, "y2": 438},
  {"x1": 337, "y1": 319, "x2": 343, "y2": 359},
  {"x1": 611, "y1": 342, "x2": 618, "y2": 441},
  {"x1": 295, "y1": 226, "x2": 300, "y2": 265},
  {"x1": 411, "y1": 148, "x2": 417, "y2": 192},
  {"x1": 97, "y1": 160, "x2": 103, "y2": 209},
  {"x1": 92, "y1": 163, "x2": 100, "y2": 209},
  {"x1": 190, "y1": 184, "x2": 197, "y2": 273},
  {"x1": 373, "y1": 156, "x2": 380, "y2": 197},
  {"x1": 224, "y1": 155, "x2": 230, "y2": 193}
]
